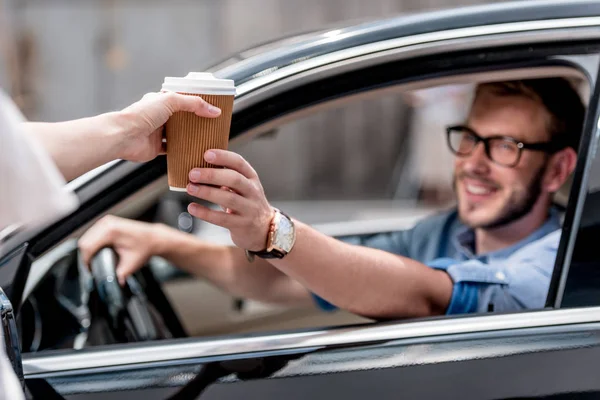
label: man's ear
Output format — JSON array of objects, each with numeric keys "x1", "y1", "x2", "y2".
[{"x1": 545, "y1": 147, "x2": 578, "y2": 193}]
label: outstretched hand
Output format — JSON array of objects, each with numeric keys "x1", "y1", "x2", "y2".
[{"x1": 186, "y1": 150, "x2": 274, "y2": 252}]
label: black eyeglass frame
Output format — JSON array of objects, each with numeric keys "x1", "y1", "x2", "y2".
[{"x1": 445, "y1": 125, "x2": 568, "y2": 167}]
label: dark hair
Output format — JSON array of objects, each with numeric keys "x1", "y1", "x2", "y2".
[{"x1": 475, "y1": 78, "x2": 586, "y2": 153}]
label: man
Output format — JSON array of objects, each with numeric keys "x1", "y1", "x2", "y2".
[
  {"x1": 0, "y1": 89, "x2": 221, "y2": 399},
  {"x1": 79, "y1": 78, "x2": 584, "y2": 320}
]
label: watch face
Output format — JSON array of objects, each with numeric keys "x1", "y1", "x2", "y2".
[{"x1": 273, "y1": 213, "x2": 295, "y2": 252}]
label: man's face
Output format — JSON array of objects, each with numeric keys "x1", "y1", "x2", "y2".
[{"x1": 454, "y1": 89, "x2": 552, "y2": 229}]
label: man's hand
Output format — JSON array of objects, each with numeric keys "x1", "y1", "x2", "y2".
[
  {"x1": 79, "y1": 215, "x2": 165, "y2": 284},
  {"x1": 186, "y1": 150, "x2": 274, "y2": 252},
  {"x1": 118, "y1": 91, "x2": 222, "y2": 163}
]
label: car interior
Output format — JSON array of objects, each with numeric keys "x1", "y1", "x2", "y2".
[
  {"x1": 560, "y1": 162, "x2": 600, "y2": 308},
  {"x1": 16, "y1": 63, "x2": 595, "y2": 356}
]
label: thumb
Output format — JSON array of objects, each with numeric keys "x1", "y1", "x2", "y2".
[
  {"x1": 167, "y1": 92, "x2": 222, "y2": 118},
  {"x1": 79, "y1": 232, "x2": 113, "y2": 269}
]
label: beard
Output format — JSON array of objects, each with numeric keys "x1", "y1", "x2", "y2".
[{"x1": 454, "y1": 164, "x2": 547, "y2": 230}]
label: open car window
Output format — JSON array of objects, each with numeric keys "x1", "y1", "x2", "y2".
[{"x1": 14, "y1": 48, "x2": 600, "y2": 357}]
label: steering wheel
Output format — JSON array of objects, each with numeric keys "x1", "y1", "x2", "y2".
[{"x1": 89, "y1": 247, "x2": 174, "y2": 343}]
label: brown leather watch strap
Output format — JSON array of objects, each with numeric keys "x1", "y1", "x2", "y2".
[{"x1": 247, "y1": 248, "x2": 286, "y2": 260}]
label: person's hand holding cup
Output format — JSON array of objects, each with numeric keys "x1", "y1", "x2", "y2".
[{"x1": 161, "y1": 72, "x2": 236, "y2": 191}]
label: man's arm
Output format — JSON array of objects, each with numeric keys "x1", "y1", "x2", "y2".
[
  {"x1": 185, "y1": 150, "x2": 454, "y2": 320},
  {"x1": 78, "y1": 216, "x2": 313, "y2": 306},
  {"x1": 157, "y1": 225, "x2": 314, "y2": 306},
  {"x1": 269, "y1": 221, "x2": 453, "y2": 319},
  {"x1": 25, "y1": 92, "x2": 221, "y2": 181}
]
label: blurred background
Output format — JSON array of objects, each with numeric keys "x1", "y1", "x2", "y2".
[{"x1": 0, "y1": 0, "x2": 503, "y2": 205}]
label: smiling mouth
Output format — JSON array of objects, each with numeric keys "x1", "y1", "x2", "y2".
[
  {"x1": 461, "y1": 179, "x2": 499, "y2": 198},
  {"x1": 465, "y1": 184, "x2": 493, "y2": 195}
]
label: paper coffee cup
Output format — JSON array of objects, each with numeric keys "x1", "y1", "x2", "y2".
[{"x1": 162, "y1": 72, "x2": 236, "y2": 191}]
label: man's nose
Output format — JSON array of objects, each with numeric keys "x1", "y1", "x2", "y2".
[{"x1": 462, "y1": 142, "x2": 491, "y2": 174}]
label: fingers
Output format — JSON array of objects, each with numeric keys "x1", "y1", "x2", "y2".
[
  {"x1": 203, "y1": 150, "x2": 259, "y2": 180},
  {"x1": 78, "y1": 216, "x2": 152, "y2": 284},
  {"x1": 187, "y1": 183, "x2": 251, "y2": 213},
  {"x1": 163, "y1": 91, "x2": 221, "y2": 118},
  {"x1": 187, "y1": 202, "x2": 239, "y2": 228},
  {"x1": 188, "y1": 168, "x2": 255, "y2": 197},
  {"x1": 78, "y1": 216, "x2": 119, "y2": 267}
]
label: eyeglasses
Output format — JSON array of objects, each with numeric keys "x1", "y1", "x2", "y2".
[{"x1": 446, "y1": 125, "x2": 565, "y2": 167}]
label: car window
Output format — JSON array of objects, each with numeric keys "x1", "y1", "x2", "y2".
[
  {"x1": 136, "y1": 76, "x2": 583, "y2": 339},
  {"x1": 19, "y1": 71, "x2": 591, "y2": 356}
]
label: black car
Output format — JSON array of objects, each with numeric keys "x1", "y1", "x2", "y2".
[{"x1": 4, "y1": 1, "x2": 600, "y2": 398}]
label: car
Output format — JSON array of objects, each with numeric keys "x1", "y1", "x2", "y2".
[{"x1": 4, "y1": 0, "x2": 600, "y2": 398}]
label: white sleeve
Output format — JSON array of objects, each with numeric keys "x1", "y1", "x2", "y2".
[
  {"x1": 0, "y1": 89, "x2": 79, "y2": 399},
  {"x1": 0, "y1": 89, "x2": 78, "y2": 236}
]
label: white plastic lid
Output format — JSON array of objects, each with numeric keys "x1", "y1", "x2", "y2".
[{"x1": 162, "y1": 72, "x2": 236, "y2": 96}]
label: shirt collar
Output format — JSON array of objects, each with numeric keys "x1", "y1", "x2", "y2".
[{"x1": 453, "y1": 207, "x2": 562, "y2": 260}]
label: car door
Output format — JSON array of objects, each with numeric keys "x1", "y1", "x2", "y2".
[{"x1": 13, "y1": 13, "x2": 600, "y2": 400}]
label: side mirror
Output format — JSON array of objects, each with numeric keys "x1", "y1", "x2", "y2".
[{"x1": 0, "y1": 286, "x2": 24, "y2": 387}]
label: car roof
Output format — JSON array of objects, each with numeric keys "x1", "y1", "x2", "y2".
[{"x1": 210, "y1": 0, "x2": 600, "y2": 86}]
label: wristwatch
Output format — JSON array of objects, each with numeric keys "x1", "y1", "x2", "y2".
[{"x1": 245, "y1": 208, "x2": 296, "y2": 262}]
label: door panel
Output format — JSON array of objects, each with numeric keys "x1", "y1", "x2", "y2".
[{"x1": 31, "y1": 324, "x2": 600, "y2": 400}]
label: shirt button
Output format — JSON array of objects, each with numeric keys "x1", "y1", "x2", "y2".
[{"x1": 495, "y1": 272, "x2": 506, "y2": 281}]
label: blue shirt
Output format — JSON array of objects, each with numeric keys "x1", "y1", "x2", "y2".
[{"x1": 313, "y1": 209, "x2": 562, "y2": 315}]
